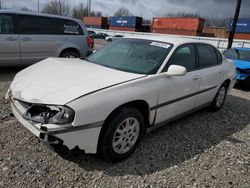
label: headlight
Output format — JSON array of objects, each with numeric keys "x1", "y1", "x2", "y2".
[{"x1": 23, "y1": 104, "x2": 75, "y2": 125}]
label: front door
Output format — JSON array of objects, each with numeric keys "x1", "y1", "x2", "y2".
[
  {"x1": 0, "y1": 14, "x2": 20, "y2": 66},
  {"x1": 155, "y1": 44, "x2": 200, "y2": 124}
]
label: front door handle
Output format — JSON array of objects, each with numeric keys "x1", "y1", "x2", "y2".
[
  {"x1": 6, "y1": 37, "x2": 18, "y2": 41},
  {"x1": 193, "y1": 75, "x2": 200, "y2": 80},
  {"x1": 21, "y1": 37, "x2": 32, "y2": 41}
]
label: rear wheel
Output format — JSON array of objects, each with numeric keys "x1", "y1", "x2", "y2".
[
  {"x1": 210, "y1": 84, "x2": 228, "y2": 111},
  {"x1": 61, "y1": 51, "x2": 79, "y2": 58},
  {"x1": 100, "y1": 107, "x2": 144, "y2": 162}
]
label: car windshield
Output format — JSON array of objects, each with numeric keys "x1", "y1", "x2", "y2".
[
  {"x1": 87, "y1": 39, "x2": 173, "y2": 74},
  {"x1": 224, "y1": 48, "x2": 250, "y2": 62},
  {"x1": 237, "y1": 50, "x2": 250, "y2": 62}
]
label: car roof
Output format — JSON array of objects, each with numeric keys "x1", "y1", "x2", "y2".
[
  {"x1": 0, "y1": 9, "x2": 81, "y2": 22},
  {"x1": 233, "y1": 47, "x2": 250, "y2": 51},
  {"x1": 124, "y1": 35, "x2": 204, "y2": 46}
]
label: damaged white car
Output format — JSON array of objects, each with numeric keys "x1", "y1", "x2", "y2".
[{"x1": 7, "y1": 36, "x2": 236, "y2": 161}]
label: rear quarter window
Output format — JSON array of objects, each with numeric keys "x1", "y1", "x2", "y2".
[{"x1": 55, "y1": 18, "x2": 84, "y2": 35}]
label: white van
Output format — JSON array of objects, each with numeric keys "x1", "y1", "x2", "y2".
[{"x1": 0, "y1": 10, "x2": 92, "y2": 66}]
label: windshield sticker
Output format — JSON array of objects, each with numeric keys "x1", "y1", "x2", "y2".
[
  {"x1": 150, "y1": 42, "x2": 170, "y2": 49},
  {"x1": 64, "y1": 24, "x2": 80, "y2": 34}
]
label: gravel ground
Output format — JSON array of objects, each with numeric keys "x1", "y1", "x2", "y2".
[{"x1": 1, "y1": 70, "x2": 250, "y2": 187}]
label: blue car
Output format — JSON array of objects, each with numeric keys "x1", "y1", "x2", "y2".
[{"x1": 223, "y1": 47, "x2": 250, "y2": 84}]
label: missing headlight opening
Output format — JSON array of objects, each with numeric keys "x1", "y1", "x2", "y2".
[{"x1": 23, "y1": 105, "x2": 75, "y2": 125}]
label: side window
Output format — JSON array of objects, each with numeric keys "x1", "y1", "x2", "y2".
[
  {"x1": 164, "y1": 44, "x2": 196, "y2": 72},
  {"x1": 55, "y1": 19, "x2": 84, "y2": 35},
  {"x1": 19, "y1": 15, "x2": 55, "y2": 34},
  {"x1": 0, "y1": 14, "x2": 15, "y2": 34},
  {"x1": 197, "y1": 44, "x2": 218, "y2": 68}
]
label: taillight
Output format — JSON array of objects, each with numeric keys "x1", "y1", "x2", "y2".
[{"x1": 87, "y1": 36, "x2": 92, "y2": 48}]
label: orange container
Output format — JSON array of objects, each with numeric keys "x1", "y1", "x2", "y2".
[
  {"x1": 152, "y1": 17, "x2": 205, "y2": 32},
  {"x1": 152, "y1": 28, "x2": 201, "y2": 36},
  {"x1": 203, "y1": 27, "x2": 227, "y2": 38},
  {"x1": 83, "y1": 17, "x2": 108, "y2": 26},
  {"x1": 110, "y1": 26, "x2": 140, "y2": 32},
  {"x1": 225, "y1": 33, "x2": 250, "y2": 40}
]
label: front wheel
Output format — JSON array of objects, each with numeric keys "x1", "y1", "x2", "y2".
[
  {"x1": 100, "y1": 107, "x2": 144, "y2": 162},
  {"x1": 210, "y1": 84, "x2": 228, "y2": 111}
]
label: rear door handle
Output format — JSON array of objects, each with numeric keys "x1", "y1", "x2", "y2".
[
  {"x1": 193, "y1": 75, "x2": 200, "y2": 80},
  {"x1": 6, "y1": 37, "x2": 18, "y2": 41},
  {"x1": 21, "y1": 37, "x2": 32, "y2": 41}
]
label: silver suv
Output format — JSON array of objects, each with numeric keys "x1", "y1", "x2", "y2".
[{"x1": 0, "y1": 10, "x2": 91, "y2": 66}]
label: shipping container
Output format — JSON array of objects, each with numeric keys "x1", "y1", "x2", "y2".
[
  {"x1": 141, "y1": 24, "x2": 151, "y2": 32},
  {"x1": 234, "y1": 33, "x2": 250, "y2": 40},
  {"x1": 83, "y1": 17, "x2": 108, "y2": 26},
  {"x1": 203, "y1": 27, "x2": 227, "y2": 38},
  {"x1": 152, "y1": 17, "x2": 205, "y2": 32},
  {"x1": 110, "y1": 26, "x2": 140, "y2": 32},
  {"x1": 109, "y1": 16, "x2": 142, "y2": 28},
  {"x1": 152, "y1": 28, "x2": 201, "y2": 36},
  {"x1": 228, "y1": 18, "x2": 250, "y2": 33}
]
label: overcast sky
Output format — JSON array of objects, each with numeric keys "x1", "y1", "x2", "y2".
[{"x1": 1, "y1": 0, "x2": 250, "y2": 19}]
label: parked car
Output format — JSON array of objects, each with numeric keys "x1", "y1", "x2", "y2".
[
  {"x1": 223, "y1": 47, "x2": 250, "y2": 84},
  {"x1": 0, "y1": 10, "x2": 92, "y2": 67},
  {"x1": 7, "y1": 36, "x2": 236, "y2": 161},
  {"x1": 105, "y1": 34, "x2": 124, "y2": 42},
  {"x1": 94, "y1": 32, "x2": 109, "y2": 39},
  {"x1": 87, "y1": 30, "x2": 96, "y2": 37}
]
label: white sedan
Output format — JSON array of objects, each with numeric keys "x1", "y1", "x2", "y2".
[
  {"x1": 7, "y1": 36, "x2": 236, "y2": 161},
  {"x1": 105, "y1": 34, "x2": 124, "y2": 42}
]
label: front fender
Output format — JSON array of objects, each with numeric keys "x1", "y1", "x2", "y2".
[{"x1": 67, "y1": 76, "x2": 159, "y2": 127}]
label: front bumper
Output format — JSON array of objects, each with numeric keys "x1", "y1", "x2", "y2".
[
  {"x1": 236, "y1": 72, "x2": 250, "y2": 81},
  {"x1": 11, "y1": 99, "x2": 103, "y2": 154}
]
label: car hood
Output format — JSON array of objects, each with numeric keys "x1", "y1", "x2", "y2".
[
  {"x1": 234, "y1": 60, "x2": 250, "y2": 69},
  {"x1": 10, "y1": 58, "x2": 144, "y2": 105}
]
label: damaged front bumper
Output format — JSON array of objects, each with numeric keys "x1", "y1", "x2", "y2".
[{"x1": 10, "y1": 98, "x2": 103, "y2": 154}]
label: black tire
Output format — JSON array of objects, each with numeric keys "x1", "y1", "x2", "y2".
[
  {"x1": 61, "y1": 51, "x2": 79, "y2": 58},
  {"x1": 100, "y1": 107, "x2": 145, "y2": 162},
  {"x1": 210, "y1": 84, "x2": 228, "y2": 111}
]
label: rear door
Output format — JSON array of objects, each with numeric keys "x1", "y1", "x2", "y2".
[
  {"x1": 0, "y1": 14, "x2": 20, "y2": 66},
  {"x1": 18, "y1": 14, "x2": 63, "y2": 65},
  {"x1": 155, "y1": 44, "x2": 200, "y2": 124},
  {"x1": 195, "y1": 44, "x2": 224, "y2": 106}
]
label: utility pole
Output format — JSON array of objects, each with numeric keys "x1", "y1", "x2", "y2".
[
  {"x1": 59, "y1": 0, "x2": 62, "y2": 15},
  {"x1": 89, "y1": 0, "x2": 91, "y2": 16},
  {"x1": 38, "y1": 0, "x2": 39, "y2": 12},
  {"x1": 0, "y1": 0, "x2": 2, "y2": 9},
  {"x1": 227, "y1": 0, "x2": 242, "y2": 49},
  {"x1": 87, "y1": 0, "x2": 91, "y2": 16}
]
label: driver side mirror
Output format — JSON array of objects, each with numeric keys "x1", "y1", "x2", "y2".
[{"x1": 166, "y1": 65, "x2": 187, "y2": 76}]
